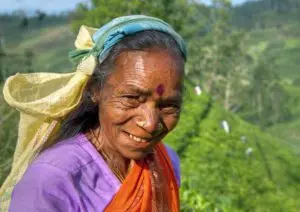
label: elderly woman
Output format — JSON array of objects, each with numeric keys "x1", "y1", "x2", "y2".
[{"x1": 1, "y1": 15, "x2": 186, "y2": 211}]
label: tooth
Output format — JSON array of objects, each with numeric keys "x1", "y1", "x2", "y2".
[{"x1": 129, "y1": 133, "x2": 147, "y2": 143}]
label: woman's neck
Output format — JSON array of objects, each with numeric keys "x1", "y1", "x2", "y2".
[{"x1": 85, "y1": 129, "x2": 131, "y2": 182}]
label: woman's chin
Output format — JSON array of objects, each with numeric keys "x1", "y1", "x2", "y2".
[
  {"x1": 122, "y1": 150, "x2": 152, "y2": 161},
  {"x1": 116, "y1": 131, "x2": 159, "y2": 160}
]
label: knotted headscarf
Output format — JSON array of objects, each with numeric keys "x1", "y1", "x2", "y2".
[{"x1": 0, "y1": 15, "x2": 186, "y2": 211}]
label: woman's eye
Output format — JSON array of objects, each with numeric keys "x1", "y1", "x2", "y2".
[
  {"x1": 124, "y1": 95, "x2": 139, "y2": 99},
  {"x1": 122, "y1": 95, "x2": 141, "y2": 107},
  {"x1": 161, "y1": 105, "x2": 181, "y2": 114}
]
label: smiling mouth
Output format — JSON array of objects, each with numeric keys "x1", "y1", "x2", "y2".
[
  {"x1": 124, "y1": 131, "x2": 161, "y2": 143},
  {"x1": 129, "y1": 133, "x2": 148, "y2": 143}
]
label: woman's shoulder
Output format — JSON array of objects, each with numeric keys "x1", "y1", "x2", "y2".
[
  {"x1": 10, "y1": 133, "x2": 119, "y2": 211},
  {"x1": 10, "y1": 135, "x2": 85, "y2": 212},
  {"x1": 32, "y1": 133, "x2": 94, "y2": 173},
  {"x1": 164, "y1": 144, "x2": 181, "y2": 186},
  {"x1": 164, "y1": 145, "x2": 180, "y2": 166}
]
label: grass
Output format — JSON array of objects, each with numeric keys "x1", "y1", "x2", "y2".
[{"x1": 0, "y1": 83, "x2": 18, "y2": 185}]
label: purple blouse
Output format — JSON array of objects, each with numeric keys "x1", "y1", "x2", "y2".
[{"x1": 9, "y1": 133, "x2": 180, "y2": 212}]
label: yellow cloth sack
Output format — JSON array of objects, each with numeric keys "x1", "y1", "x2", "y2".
[{"x1": 0, "y1": 26, "x2": 97, "y2": 211}]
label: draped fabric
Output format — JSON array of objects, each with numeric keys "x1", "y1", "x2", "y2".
[
  {"x1": 105, "y1": 143, "x2": 179, "y2": 212},
  {"x1": 69, "y1": 15, "x2": 187, "y2": 65},
  {"x1": 0, "y1": 27, "x2": 97, "y2": 211},
  {"x1": 8, "y1": 133, "x2": 180, "y2": 211}
]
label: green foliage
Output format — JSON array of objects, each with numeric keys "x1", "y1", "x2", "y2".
[
  {"x1": 0, "y1": 49, "x2": 34, "y2": 82},
  {"x1": 233, "y1": 0, "x2": 300, "y2": 29},
  {"x1": 267, "y1": 84, "x2": 300, "y2": 152},
  {"x1": 164, "y1": 82, "x2": 211, "y2": 153},
  {"x1": 239, "y1": 58, "x2": 292, "y2": 128},
  {"x1": 0, "y1": 14, "x2": 68, "y2": 48},
  {"x1": 71, "y1": 0, "x2": 191, "y2": 34},
  {"x1": 0, "y1": 84, "x2": 18, "y2": 185},
  {"x1": 0, "y1": 16, "x2": 74, "y2": 80},
  {"x1": 184, "y1": 0, "x2": 292, "y2": 129},
  {"x1": 233, "y1": 0, "x2": 300, "y2": 146},
  {"x1": 165, "y1": 83, "x2": 300, "y2": 211}
]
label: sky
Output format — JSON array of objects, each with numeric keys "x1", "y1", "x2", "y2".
[{"x1": 0, "y1": 0, "x2": 250, "y2": 14}]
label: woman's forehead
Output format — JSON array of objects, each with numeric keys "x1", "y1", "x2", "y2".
[
  {"x1": 108, "y1": 50, "x2": 183, "y2": 94},
  {"x1": 113, "y1": 82, "x2": 182, "y2": 99},
  {"x1": 115, "y1": 49, "x2": 181, "y2": 70}
]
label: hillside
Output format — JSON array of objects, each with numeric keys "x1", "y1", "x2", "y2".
[
  {"x1": 233, "y1": 0, "x2": 300, "y2": 155},
  {"x1": 0, "y1": 15, "x2": 75, "y2": 77},
  {"x1": 164, "y1": 83, "x2": 300, "y2": 211},
  {"x1": 267, "y1": 84, "x2": 300, "y2": 153},
  {"x1": 245, "y1": 24, "x2": 300, "y2": 80},
  {"x1": 233, "y1": 0, "x2": 300, "y2": 30},
  {"x1": 233, "y1": 0, "x2": 300, "y2": 80}
]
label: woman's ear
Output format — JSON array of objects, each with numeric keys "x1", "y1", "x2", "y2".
[
  {"x1": 92, "y1": 84, "x2": 104, "y2": 104},
  {"x1": 91, "y1": 92, "x2": 101, "y2": 104},
  {"x1": 91, "y1": 95, "x2": 97, "y2": 103}
]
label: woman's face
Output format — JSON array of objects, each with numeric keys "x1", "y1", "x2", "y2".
[{"x1": 95, "y1": 49, "x2": 184, "y2": 160}]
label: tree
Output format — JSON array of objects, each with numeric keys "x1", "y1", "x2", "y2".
[
  {"x1": 241, "y1": 43, "x2": 292, "y2": 129},
  {"x1": 71, "y1": 0, "x2": 191, "y2": 34},
  {"x1": 187, "y1": 0, "x2": 251, "y2": 111}
]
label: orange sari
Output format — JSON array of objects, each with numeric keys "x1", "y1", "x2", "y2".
[{"x1": 105, "y1": 143, "x2": 179, "y2": 212}]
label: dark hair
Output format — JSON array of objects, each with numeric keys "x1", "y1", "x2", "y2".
[{"x1": 54, "y1": 30, "x2": 185, "y2": 142}]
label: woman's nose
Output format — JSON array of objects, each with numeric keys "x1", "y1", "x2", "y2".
[{"x1": 138, "y1": 106, "x2": 160, "y2": 134}]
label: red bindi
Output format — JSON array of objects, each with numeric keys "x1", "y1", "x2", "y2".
[{"x1": 156, "y1": 84, "x2": 165, "y2": 96}]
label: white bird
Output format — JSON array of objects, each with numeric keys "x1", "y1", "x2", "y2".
[
  {"x1": 194, "y1": 85, "x2": 202, "y2": 96},
  {"x1": 221, "y1": 120, "x2": 230, "y2": 133},
  {"x1": 245, "y1": 147, "x2": 253, "y2": 156}
]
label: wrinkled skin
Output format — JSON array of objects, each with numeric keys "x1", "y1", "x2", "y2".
[{"x1": 88, "y1": 48, "x2": 184, "y2": 161}]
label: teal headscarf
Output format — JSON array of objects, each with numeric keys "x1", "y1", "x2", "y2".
[{"x1": 69, "y1": 15, "x2": 187, "y2": 65}]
